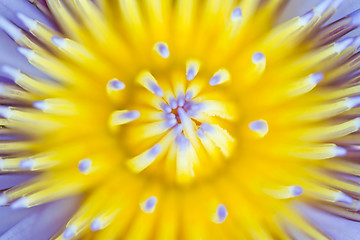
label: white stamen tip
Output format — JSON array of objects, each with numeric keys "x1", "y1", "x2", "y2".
[
  {"x1": 345, "y1": 96, "x2": 360, "y2": 109},
  {"x1": 335, "y1": 192, "x2": 353, "y2": 205},
  {"x1": 16, "y1": 12, "x2": 37, "y2": 30},
  {"x1": 154, "y1": 42, "x2": 170, "y2": 58},
  {"x1": 314, "y1": 0, "x2": 332, "y2": 16},
  {"x1": 63, "y1": 225, "x2": 77, "y2": 239},
  {"x1": 51, "y1": 36, "x2": 66, "y2": 48},
  {"x1": 231, "y1": 7, "x2": 242, "y2": 21},
  {"x1": 10, "y1": 197, "x2": 29, "y2": 209},
  {"x1": 213, "y1": 204, "x2": 228, "y2": 224},
  {"x1": 334, "y1": 38, "x2": 354, "y2": 54},
  {"x1": 17, "y1": 47, "x2": 35, "y2": 60},
  {"x1": 33, "y1": 100, "x2": 50, "y2": 111},
  {"x1": 78, "y1": 158, "x2": 92, "y2": 174},
  {"x1": 299, "y1": 11, "x2": 314, "y2": 26},
  {"x1": 19, "y1": 158, "x2": 35, "y2": 170},
  {"x1": 0, "y1": 106, "x2": 13, "y2": 119},
  {"x1": 349, "y1": 9, "x2": 360, "y2": 27},
  {"x1": 249, "y1": 119, "x2": 269, "y2": 137},
  {"x1": 0, "y1": 194, "x2": 9, "y2": 206},
  {"x1": 140, "y1": 196, "x2": 157, "y2": 213},
  {"x1": 0, "y1": 16, "x2": 23, "y2": 41},
  {"x1": 0, "y1": 65, "x2": 22, "y2": 80},
  {"x1": 90, "y1": 218, "x2": 103, "y2": 231},
  {"x1": 309, "y1": 72, "x2": 324, "y2": 84},
  {"x1": 333, "y1": 146, "x2": 347, "y2": 157}
]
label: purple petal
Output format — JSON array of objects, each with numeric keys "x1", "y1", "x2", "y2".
[
  {"x1": 0, "y1": 174, "x2": 34, "y2": 190},
  {"x1": 297, "y1": 203, "x2": 360, "y2": 240},
  {"x1": 0, "y1": 196, "x2": 81, "y2": 240},
  {"x1": 0, "y1": 0, "x2": 54, "y2": 30}
]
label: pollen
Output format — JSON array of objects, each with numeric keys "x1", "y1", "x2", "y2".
[{"x1": 1, "y1": 0, "x2": 360, "y2": 239}]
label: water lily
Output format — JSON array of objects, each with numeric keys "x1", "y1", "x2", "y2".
[{"x1": 1, "y1": 0, "x2": 360, "y2": 239}]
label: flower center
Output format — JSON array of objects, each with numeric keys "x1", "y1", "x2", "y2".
[{"x1": 110, "y1": 51, "x2": 238, "y2": 184}]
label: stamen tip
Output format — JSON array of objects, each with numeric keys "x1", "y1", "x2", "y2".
[
  {"x1": 33, "y1": 100, "x2": 50, "y2": 111},
  {"x1": 213, "y1": 204, "x2": 228, "y2": 224},
  {"x1": 51, "y1": 36, "x2": 66, "y2": 48},
  {"x1": 0, "y1": 194, "x2": 9, "y2": 206},
  {"x1": 231, "y1": 7, "x2": 242, "y2": 21},
  {"x1": 0, "y1": 106, "x2": 13, "y2": 119},
  {"x1": 335, "y1": 192, "x2": 353, "y2": 205},
  {"x1": 141, "y1": 196, "x2": 157, "y2": 213},
  {"x1": 154, "y1": 42, "x2": 170, "y2": 58},
  {"x1": 251, "y1": 52, "x2": 266, "y2": 64},
  {"x1": 63, "y1": 225, "x2": 77, "y2": 239},
  {"x1": 349, "y1": 9, "x2": 360, "y2": 27},
  {"x1": 299, "y1": 11, "x2": 314, "y2": 26},
  {"x1": 309, "y1": 72, "x2": 324, "y2": 84},
  {"x1": 249, "y1": 119, "x2": 269, "y2": 137},
  {"x1": 90, "y1": 218, "x2": 103, "y2": 232},
  {"x1": 17, "y1": 47, "x2": 35, "y2": 60},
  {"x1": 16, "y1": 12, "x2": 36, "y2": 30},
  {"x1": 291, "y1": 185, "x2": 303, "y2": 197},
  {"x1": 10, "y1": 197, "x2": 29, "y2": 209},
  {"x1": 107, "y1": 79, "x2": 125, "y2": 91},
  {"x1": 19, "y1": 158, "x2": 35, "y2": 170},
  {"x1": 78, "y1": 158, "x2": 92, "y2": 174},
  {"x1": 333, "y1": 146, "x2": 347, "y2": 157}
]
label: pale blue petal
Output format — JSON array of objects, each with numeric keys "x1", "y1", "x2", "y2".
[
  {"x1": 0, "y1": 0, "x2": 54, "y2": 30},
  {"x1": 0, "y1": 30, "x2": 46, "y2": 78},
  {"x1": 0, "y1": 196, "x2": 81, "y2": 240},
  {"x1": 280, "y1": 0, "x2": 360, "y2": 37},
  {"x1": 0, "y1": 174, "x2": 34, "y2": 190},
  {"x1": 298, "y1": 203, "x2": 360, "y2": 240},
  {"x1": 0, "y1": 207, "x2": 36, "y2": 236}
]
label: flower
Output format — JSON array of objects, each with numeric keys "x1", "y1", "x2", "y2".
[{"x1": 1, "y1": 0, "x2": 360, "y2": 239}]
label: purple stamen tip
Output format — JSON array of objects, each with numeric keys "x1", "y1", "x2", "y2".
[
  {"x1": 216, "y1": 204, "x2": 228, "y2": 223},
  {"x1": 201, "y1": 123, "x2": 214, "y2": 133},
  {"x1": 145, "y1": 196, "x2": 157, "y2": 210},
  {"x1": 176, "y1": 134, "x2": 190, "y2": 150},
  {"x1": 185, "y1": 92, "x2": 193, "y2": 101},
  {"x1": 169, "y1": 98, "x2": 178, "y2": 109},
  {"x1": 164, "y1": 113, "x2": 176, "y2": 120},
  {"x1": 197, "y1": 128, "x2": 206, "y2": 138},
  {"x1": 91, "y1": 219, "x2": 102, "y2": 232},
  {"x1": 124, "y1": 110, "x2": 140, "y2": 120},
  {"x1": 78, "y1": 158, "x2": 92, "y2": 173},
  {"x1": 209, "y1": 75, "x2": 221, "y2": 86},
  {"x1": 161, "y1": 103, "x2": 172, "y2": 113},
  {"x1": 310, "y1": 72, "x2": 324, "y2": 84},
  {"x1": 231, "y1": 7, "x2": 242, "y2": 20},
  {"x1": 186, "y1": 67, "x2": 196, "y2": 81},
  {"x1": 292, "y1": 185, "x2": 303, "y2": 196},
  {"x1": 158, "y1": 43, "x2": 170, "y2": 58},
  {"x1": 148, "y1": 144, "x2": 162, "y2": 157},
  {"x1": 109, "y1": 79, "x2": 125, "y2": 90},
  {"x1": 177, "y1": 95, "x2": 185, "y2": 107},
  {"x1": 149, "y1": 82, "x2": 164, "y2": 97},
  {"x1": 252, "y1": 52, "x2": 265, "y2": 64},
  {"x1": 164, "y1": 118, "x2": 177, "y2": 128}
]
